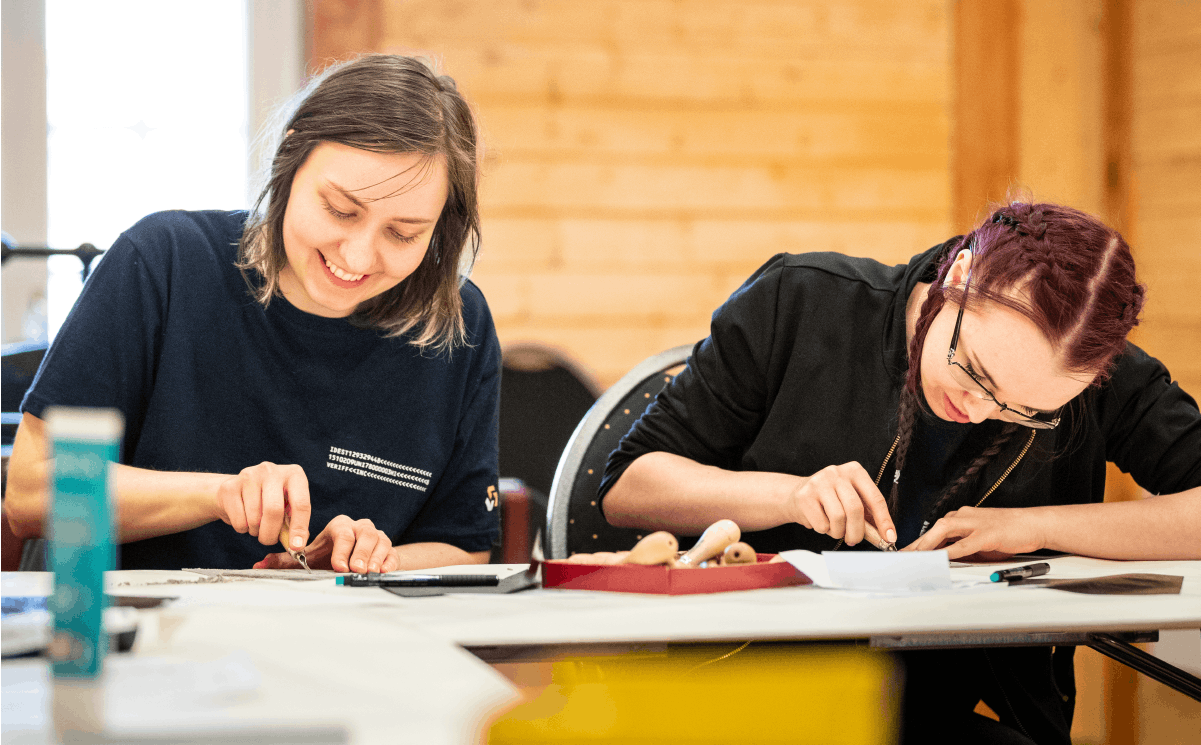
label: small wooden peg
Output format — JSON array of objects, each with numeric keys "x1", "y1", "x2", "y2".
[{"x1": 719, "y1": 542, "x2": 757, "y2": 565}]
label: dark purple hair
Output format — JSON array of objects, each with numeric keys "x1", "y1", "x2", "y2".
[
  {"x1": 907, "y1": 202, "x2": 1146, "y2": 396},
  {"x1": 884, "y1": 202, "x2": 1146, "y2": 519}
]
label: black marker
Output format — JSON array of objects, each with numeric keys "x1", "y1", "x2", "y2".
[{"x1": 990, "y1": 562, "x2": 1051, "y2": 583}]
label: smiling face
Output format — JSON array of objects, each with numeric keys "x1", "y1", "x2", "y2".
[
  {"x1": 919, "y1": 251, "x2": 1095, "y2": 426},
  {"x1": 278, "y1": 142, "x2": 450, "y2": 318}
]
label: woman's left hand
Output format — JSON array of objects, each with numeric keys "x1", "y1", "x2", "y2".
[
  {"x1": 253, "y1": 514, "x2": 400, "y2": 573},
  {"x1": 901, "y1": 506, "x2": 1048, "y2": 560}
]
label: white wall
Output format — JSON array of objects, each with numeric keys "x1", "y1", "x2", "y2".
[
  {"x1": 0, "y1": 0, "x2": 305, "y2": 346},
  {"x1": 1, "y1": 0, "x2": 49, "y2": 344}
]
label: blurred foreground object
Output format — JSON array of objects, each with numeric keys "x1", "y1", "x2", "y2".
[
  {"x1": 46, "y1": 407, "x2": 122, "y2": 737},
  {"x1": 489, "y1": 644, "x2": 898, "y2": 744}
]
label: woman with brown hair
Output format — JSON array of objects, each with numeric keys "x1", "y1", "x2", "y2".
[
  {"x1": 6, "y1": 55, "x2": 501, "y2": 574},
  {"x1": 601, "y1": 202, "x2": 1201, "y2": 743}
]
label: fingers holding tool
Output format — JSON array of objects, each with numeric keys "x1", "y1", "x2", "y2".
[
  {"x1": 278, "y1": 508, "x2": 311, "y2": 572},
  {"x1": 788, "y1": 462, "x2": 897, "y2": 549},
  {"x1": 216, "y1": 462, "x2": 311, "y2": 551}
]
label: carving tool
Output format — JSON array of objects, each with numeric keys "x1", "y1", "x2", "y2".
[
  {"x1": 279, "y1": 510, "x2": 311, "y2": 573},
  {"x1": 678, "y1": 519, "x2": 740, "y2": 566},
  {"x1": 864, "y1": 523, "x2": 897, "y2": 552}
]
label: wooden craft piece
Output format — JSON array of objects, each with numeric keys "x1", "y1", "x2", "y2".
[
  {"x1": 719, "y1": 542, "x2": 757, "y2": 565},
  {"x1": 620, "y1": 531, "x2": 680, "y2": 566},
  {"x1": 679, "y1": 519, "x2": 741, "y2": 566},
  {"x1": 586, "y1": 552, "x2": 625, "y2": 565},
  {"x1": 562, "y1": 552, "x2": 625, "y2": 564}
]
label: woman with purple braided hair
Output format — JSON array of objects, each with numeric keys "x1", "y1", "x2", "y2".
[{"x1": 601, "y1": 201, "x2": 1201, "y2": 744}]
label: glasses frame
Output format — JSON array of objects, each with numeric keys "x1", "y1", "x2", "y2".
[{"x1": 945, "y1": 268, "x2": 1062, "y2": 430}]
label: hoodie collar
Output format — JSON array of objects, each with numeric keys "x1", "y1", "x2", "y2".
[{"x1": 881, "y1": 237, "x2": 963, "y2": 382}]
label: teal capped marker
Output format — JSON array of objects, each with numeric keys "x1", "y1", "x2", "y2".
[{"x1": 990, "y1": 562, "x2": 1050, "y2": 582}]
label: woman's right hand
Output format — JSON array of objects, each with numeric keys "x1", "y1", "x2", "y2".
[
  {"x1": 215, "y1": 462, "x2": 311, "y2": 552},
  {"x1": 787, "y1": 462, "x2": 897, "y2": 547}
]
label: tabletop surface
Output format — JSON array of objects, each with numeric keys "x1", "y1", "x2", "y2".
[
  {"x1": 5, "y1": 556, "x2": 1199, "y2": 743},
  {"x1": 5, "y1": 555, "x2": 1200, "y2": 648}
]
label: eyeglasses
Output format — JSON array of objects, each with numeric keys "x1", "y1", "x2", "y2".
[{"x1": 945, "y1": 271, "x2": 1062, "y2": 430}]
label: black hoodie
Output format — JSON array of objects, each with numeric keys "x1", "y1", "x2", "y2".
[{"x1": 601, "y1": 241, "x2": 1201, "y2": 552}]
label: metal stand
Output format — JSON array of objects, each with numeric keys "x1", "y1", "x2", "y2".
[
  {"x1": 0, "y1": 240, "x2": 103, "y2": 281},
  {"x1": 1087, "y1": 632, "x2": 1201, "y2": 701}
]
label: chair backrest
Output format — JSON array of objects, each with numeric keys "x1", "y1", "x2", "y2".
[
  {"x1": 499, "y1": 343, "x2": 600, "y2": 499},
  {"x1": 546, "y1": 345, "x2": 693, "y2": 560},
  {"x1": 2, "y1": 341, "x2": 48, "y2": 448},
  {"x1": 498, "y1": 343, "x2": 601, "y2": 561}
]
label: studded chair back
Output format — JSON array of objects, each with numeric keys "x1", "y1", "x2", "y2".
[
  {"x1": 546, "y1": 345, "x2": 693, "y2": 560},
  {"x1": 2, "y1": 341, "x2": 48, "y2": 448}
]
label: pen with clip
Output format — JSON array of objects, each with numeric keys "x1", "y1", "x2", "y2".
[{"x1": 990, "y1": 562, "x2": 1050, "y2": 583}]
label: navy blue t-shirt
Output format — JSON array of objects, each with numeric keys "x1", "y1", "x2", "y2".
[{"x1": 23, "y1": 210, "x2": 501, "y2": 569}]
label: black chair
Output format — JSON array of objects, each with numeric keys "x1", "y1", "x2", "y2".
[
  {"x1": 499, "y1": 343, "x2": 600, "y2": 557},
  {"x1": 1, "y1": 340, "x2": 49, "y2": 570},
  {"x1": 545, "y1": 344, "x2": 693, "y2": 560},
  {"x1": 2, "y1": 340, "x2": 48, "y2": 449}
]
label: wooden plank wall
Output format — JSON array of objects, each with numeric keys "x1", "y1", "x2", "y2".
[
  {"x1": 312, "y1": 0, "x2": 953, "y2": 386},
  {"x1": 1132, "y1": 1, "x2": 1201, "y2": 405},
  {"x1": 1129, "y1": 2, "x2": 1201, "y2": 742},
  {"x1": 952, "y1": 0, "x2": 1200, "y2": 401},
  {"x1": 955, "y1": 2, "x2": 1201, "y2": 743}
]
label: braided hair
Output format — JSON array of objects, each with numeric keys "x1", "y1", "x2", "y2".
[{"x1": 890, "y1": 201, "x2": 1146, "y2": 525}]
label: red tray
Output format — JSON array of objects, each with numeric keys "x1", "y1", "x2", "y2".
[{"x1": 543, "y1": 554, "x2": 811, "y2": 595}]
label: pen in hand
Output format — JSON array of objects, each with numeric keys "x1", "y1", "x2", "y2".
[{"x1": 990, "y1": 562, "x2": 1050, "y2": 582}]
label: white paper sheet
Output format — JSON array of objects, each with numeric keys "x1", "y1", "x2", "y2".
[{"x1": 781, "y1": 549, "x2": 993, "y2": 593}]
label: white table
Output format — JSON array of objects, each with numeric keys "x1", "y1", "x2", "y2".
[
  {"x1": 4, "y1": 555, "x2": 1200, "y2": 742},
  {"x1": 360, "y1": 555, "x2": 1201, "y2": 700},
  {"x1": 2, "y1": 571, "x2": 519, "y2": 744}
]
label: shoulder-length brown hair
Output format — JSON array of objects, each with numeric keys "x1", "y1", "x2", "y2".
[{"x1": 238, "y1": 54, "x2": 481, "y2": 352}]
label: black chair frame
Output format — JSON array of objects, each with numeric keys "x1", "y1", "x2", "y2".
[{"x1": 545, "y1": 345, "x2": 692, "y2": 560}]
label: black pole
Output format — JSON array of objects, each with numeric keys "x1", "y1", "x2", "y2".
[{"x1": 0, "y1": 240, "x2": 104, "y2": 281}]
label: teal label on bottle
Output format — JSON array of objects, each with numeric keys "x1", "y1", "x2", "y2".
[{"x1": 48, "y1": 408, "x2": 121, "y2": 679}]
